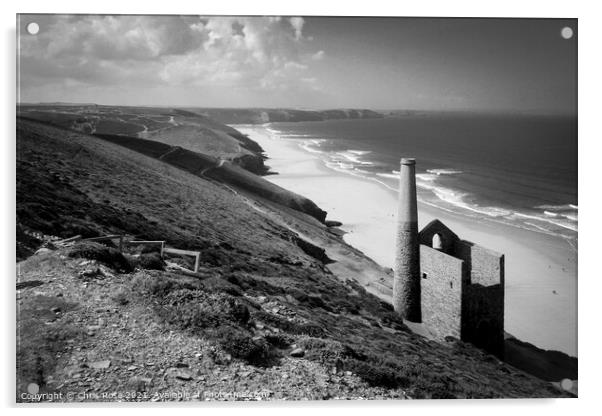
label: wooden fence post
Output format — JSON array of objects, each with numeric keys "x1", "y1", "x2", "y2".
[{"x1": 194, "y1": 253, "x2": 200, "y2": 273}]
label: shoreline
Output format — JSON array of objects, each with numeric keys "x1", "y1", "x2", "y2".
[{"x1": 234, "y1": 123, "x2": 577, "y2": 358}]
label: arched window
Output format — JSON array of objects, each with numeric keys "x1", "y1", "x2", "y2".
[{"x1": 432, "y1": 233, "x2": 443, "y2": 250}]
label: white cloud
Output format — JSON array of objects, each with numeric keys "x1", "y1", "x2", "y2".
[
  {"x1": 289, "y1": 17, "x2": 305, "y2": 41},
  {"x1": 23, "y1": 15, "x2": 206, "y2": 61},
  {"x1": 18, "y1": 15, "x2": 321, "y2": 99},
  {"x1": 284, "y1": 61, "x2": 308, "y2": 71},
  {"x1": 311, "y1": 50, "x2": 325, "y2": 60}
]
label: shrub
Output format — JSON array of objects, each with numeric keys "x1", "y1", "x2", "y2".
[
  {"x1": 264, "y1": 333, "x2": 294, "y2": 349},
  {"x1": 296, "y1": 336, "x2": 411, "y2": 389},
  {"x1": 141, "y1": 245, "x2": 161, "y2": 254},
  {"x1": 134, "y1": 273, "x2": 198, "y2": 298},
  {"x1": 200, "y1": 276, "x2": 243, "y2": 297},
  {"x1": 124, "y1": 254, "x2": 140, "y2": 270},
  {"x1": 411, "y1": 374, "x2": 461, "y2": 399},
  {"x1": 300, "y1": 323, "x2": 326, "y2": 338},
  {"x1": 67, "y1": 241, "x2": 132, "y2": 272},
  {"x1": 342, "y1": 359, "x2": 408, "y2": 389},
  {"x1": 331, "y1": 298, "x2": 361, "y2": 315},
  {"x1": 213, "y1": 326, "x2": 278, "y2": 367},
  {"x1": 298, "y1": 337, "x2": 362, "y2": 364},
  {"x1": 252, "y1": 311, "x2": 326, "y2": 338},
  {"x1": 223, "y1": 273, "x2": 285, "y2": 297},
  {"x1": 159, "y1": 289, "x2": 250, "y2": 332},
  {"x1": 138, "y1": 252, "x2": 165, "y2": 270},
  {"x1": 141, "y1": 274, "x2": 177, "y2": 297}
]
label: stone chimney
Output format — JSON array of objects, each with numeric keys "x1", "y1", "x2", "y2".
[{"x1": 393, "y1": 158, "x2": 421, "y2": 322}]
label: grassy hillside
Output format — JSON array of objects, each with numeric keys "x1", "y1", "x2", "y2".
[
  {"x1": 16, "y1": 118, "x2": 570, "y2": 401},
  {"x1": 93, "y1": 133, "x2": 326, "y2": 222},
  {"x1": 17, "y1": 104, "x2": 269, "y2": 175}
]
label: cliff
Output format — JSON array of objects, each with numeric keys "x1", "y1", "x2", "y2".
[{"x1": 16, "y1": 113, "x2": 571, "y2": 401}]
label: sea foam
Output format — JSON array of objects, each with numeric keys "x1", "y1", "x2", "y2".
[
  {"x1": 298, "y1": 139, "x2": 326, "y2": 154},
  {"x1": 273, "y1": 126, "x2": 576, "y2": 239},
  {"x1": 335, "y1": 151, "x2": 375, "y2": 166},
  {"x1": 426, "y1": 168, "x2": 463, "y2": 175},
  {"x1": 512, "y1": 212, "x2": 578, "y2": 232}
]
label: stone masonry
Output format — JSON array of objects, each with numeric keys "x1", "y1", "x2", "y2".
[
  {"x1": 393, "y1": 158, "x2": 421, "y2": 322},
  {"x1": 395, "y1": 158, "x2": 505, "y2": 357}
]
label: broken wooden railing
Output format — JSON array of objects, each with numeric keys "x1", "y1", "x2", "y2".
[
  {"x1": 125, "y1": 240, "x2": 165, "y2": 256},
  {"x1": 84, "y1": 234, "x2": 124, "y2": 251},
  {"x1": 53, "y1": 234, "x2": 82, "y2": 247},
  {"x1": 161, "y1": 247, "x2": 201, "y2": 273},
  {"x1": 73, "y1": 235, "x2": 201, "y2": 274}
]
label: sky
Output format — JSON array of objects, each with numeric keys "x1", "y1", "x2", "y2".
[{"x1": 17, "y1": 15, "x2": 577, "y2": 113}]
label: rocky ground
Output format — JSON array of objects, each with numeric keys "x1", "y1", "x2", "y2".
[
  {"x1": 17, "y1": 248, "x2": 409, "y2": 402},
  {"x1": 17, "y1": 240, "x2": 570, "y2": 402}
]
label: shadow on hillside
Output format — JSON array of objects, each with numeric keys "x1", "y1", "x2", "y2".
[{"x1": 504, "y1": 333, "x2": 577, "y2": 382}]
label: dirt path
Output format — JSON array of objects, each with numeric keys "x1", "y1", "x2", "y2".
[{"x1": 199, "y1": 158, "x2": 226, "y2": 176}]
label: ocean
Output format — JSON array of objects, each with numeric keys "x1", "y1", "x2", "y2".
[{"x1": 265, "y1": 113, "x2": 578, "y2": 241}]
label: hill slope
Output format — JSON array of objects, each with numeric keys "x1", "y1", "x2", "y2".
[
  {"x1": 17, "y1": 104, "x2": 269, "y2": 175},
  {"x1": 16, "y1": 118, "x2": 569, "y2": 400},
  {"x1": 93, "y1": 133, "x2": 327, "y2": 222}
]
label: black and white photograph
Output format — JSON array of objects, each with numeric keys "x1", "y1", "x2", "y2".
[{"x1": 14, "y1": 10, "x2": 579, "y2": 402}]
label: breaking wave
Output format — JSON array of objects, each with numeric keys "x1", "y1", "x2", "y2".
[
  {"x1": 268, "y1": 126, "x2": 577, "y2": 239},
  {"x1": 426, "y1": 168, "x2": 463, "y2": 175},
  {"x1": 371, "y1": 167, "x2": 577, "y2": 237},
  {"x1": 334, "y1": 151, "x2": 375, "y2": 166},
  {"x1": 298, "y1": 139, "x2": 327, "y2": 154}
]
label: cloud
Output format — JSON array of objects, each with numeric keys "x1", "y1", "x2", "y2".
[
  {"x1": 18, "y1": 15, "x2": 321, "y2": 101},
  {"x1": 311, "y1": 50, "x2": 325, "y2": 60},
  {"x1": 284, "y1": 61, "x2": 308, "y2": 71},
  {"x1": 21, "y1": 15, "x2": 205, "y2": 61},
  {"x1": 289, "y1": 17, "x2": 305, "y2": 41}
]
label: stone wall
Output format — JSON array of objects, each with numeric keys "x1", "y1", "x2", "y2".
[
  {"x1": 418, "y1": 219, "x2": 458, "y2": 254},
  {"x1": 404, "y1": 216, "x2": 505, "y2": 357},
  {"x1": 420, "y1": 245, "x2": 464, "y2": 340},
  {"x1": 455, "y1": 241, "x2": 505, "y2": 357},
  {"x1": 455, "y1": 241, "x2": 504, "y2": 287}
]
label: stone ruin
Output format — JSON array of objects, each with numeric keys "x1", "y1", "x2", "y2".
[{"x1": 393, "y1": 158, "x2": 505, "y2": 357}]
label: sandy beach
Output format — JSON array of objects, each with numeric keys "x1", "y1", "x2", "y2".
[{"x1": 234, "y1": 124, "x2": 577, "y2": 357}]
